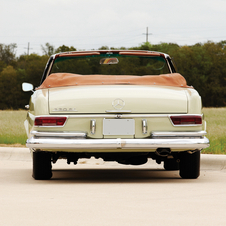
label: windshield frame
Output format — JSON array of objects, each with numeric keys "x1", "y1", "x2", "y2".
[{"x1": 41, "y1": 50, "x2": 174, "y2": 85}]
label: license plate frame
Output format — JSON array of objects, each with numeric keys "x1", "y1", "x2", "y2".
[{"x1": 103, "y1": 119, "x2": 135, "y2": 136}]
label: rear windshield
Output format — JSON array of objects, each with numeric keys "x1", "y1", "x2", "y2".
[{"x1": 50, "y1": 53, "x2": 170, "y2": 76}]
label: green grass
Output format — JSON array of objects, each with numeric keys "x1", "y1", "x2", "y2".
[
  {"x1": 0, "y1": 109, "x2": 225, "y2": 154},
  {"x1": 0, "y1": 110, "x2": 27, "y2": 146},
  {"x1": 202, "y1": 108, "x2": 226, "y2": 154}
]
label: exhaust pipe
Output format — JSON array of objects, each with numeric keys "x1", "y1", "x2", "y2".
[{"x1": 155, "y1": 148, "x2": 171, "y2": 157}]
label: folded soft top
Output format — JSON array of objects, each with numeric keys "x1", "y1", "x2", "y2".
[{"x1": 38, "y1": 73, "x2": 190, "y2": 89}]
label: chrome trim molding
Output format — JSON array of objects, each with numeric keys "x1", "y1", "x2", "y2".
[
  {"x1": 26, "y1": 136, "x2": 209, "y2": 150},
  {"x1": 70, "y1": 114, "x2": 169, "y2": 118},
  {"x1": 105, "y1": 110, "x2": 132, "y2": 113},
  {"x1": 46, "y1": 113, "x2": 203, "y2": 120},
  {"x1": 152, "y1": 131, "x2": 207, "y2": 138},
  {"x1": 48, "y1": 114, "x2": 170, "y2": 119},
  {"x1": 31, "y1": 131, "x2": 87, "y2": 138}
]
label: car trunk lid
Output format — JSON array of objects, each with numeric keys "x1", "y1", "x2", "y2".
[{"x1": 49, "y1": 85, "x2": 188, "y2": 114}]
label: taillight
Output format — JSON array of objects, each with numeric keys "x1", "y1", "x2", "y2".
[
  {"x1": 170, "y1": 115, "x2": 202, "y2": 126},
  {"x1": 34, "y1": 117, "x2": 67, "y2": 126}
]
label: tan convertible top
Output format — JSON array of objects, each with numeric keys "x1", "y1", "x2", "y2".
[{"x1": 37, "y1": 73, "x2": 190, "y2": 89}]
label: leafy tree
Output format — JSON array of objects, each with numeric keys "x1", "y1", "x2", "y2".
[
  {"x1": 98, "y1": 46, "x2": 109, "y2": 50},
  {"x1": 55, "y1": 45, "x2": 76, "y2": 53},
  {"x1": 17, "y1": 54, "x2": 49, "y2": 87},
  {"x1": 0, "y1": 43, "x2": 17, "y2": 69},
  {"x1": 0, "y1": 66, "x2": 21, "y2": 109},
  {"x1": 130, "y1": 42, "x2": 152, "y2": 51},
  {"x1": 0, "y1": 60, "x2": 6, "y2": 74},
  {"x1": 41, "y1": 43, "x2": 55, "y2": 56}
]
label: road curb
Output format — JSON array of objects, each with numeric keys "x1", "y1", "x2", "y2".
[
  {"x1": 0, "y1": 147, "x2": 225, "y2": 171},
  {"x1": 0, "y1": 147, "x2": 31, "y2": 161},
  {"x1": 201, "y1": 154, "x2": 226, "y2": 171}
]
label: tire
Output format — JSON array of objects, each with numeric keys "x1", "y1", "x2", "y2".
[
  {"x1": 164, "y1": 158, "x2": 179, "y2": 171},
  {"x1": 179, "y1": 151, "x2": 200, "y2": 179},
  {"x1": 32, "y1": 151, "x2": 52, "y2": 180}
]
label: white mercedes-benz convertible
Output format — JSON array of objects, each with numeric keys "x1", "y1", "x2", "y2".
[{"x1": 22, "y1": 50, "x2": 209, "y2": 180}]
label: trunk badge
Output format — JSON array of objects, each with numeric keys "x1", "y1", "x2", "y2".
[
  {"x1": 112, "y1": 99, "x2": 125, "y2": 110},
  {"x1": 52, "y1": 108, "x2": 77, "y2": 112}
]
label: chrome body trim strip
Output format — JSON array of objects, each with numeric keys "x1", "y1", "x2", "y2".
[
  {"x1": 31, "y1": 131, "x2": 87, "y2": 138},
  {"x1": 152, "y1": 131, "x2": 207, "y2": 137},
  {"x1": 46, "y1": 114, "x2": 202, "y2": 119},
  {"x1": 26, "y1": 136, "x2": 209, "y2": 150},
  {"x1": 105, "y1": 110, "x2": 132, "y2": 113},
  {"x1": 49, "y1": 114, "x2": 169, "y2": 119}
]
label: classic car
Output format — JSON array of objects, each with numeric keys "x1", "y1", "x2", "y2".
[{"x1": 22, "y1": 50, "x2": 209, "y2": 180}]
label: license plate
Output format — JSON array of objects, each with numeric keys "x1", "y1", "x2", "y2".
[{"x1": 103, "y1": 119, "x2": 135, "y2": 135}]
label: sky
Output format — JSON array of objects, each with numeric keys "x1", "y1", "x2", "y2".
[{"x1": 1, "y1": 0, "x2": 226, "y2": 56}]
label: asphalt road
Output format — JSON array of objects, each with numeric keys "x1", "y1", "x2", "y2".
[{"x1": 1, "y1": 147, "x2": 226, "y2": 226}]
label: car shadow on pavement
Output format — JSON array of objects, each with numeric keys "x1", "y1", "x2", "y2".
[{"x1": 50, "y1": 168, "x2": 182, "y2": 183}]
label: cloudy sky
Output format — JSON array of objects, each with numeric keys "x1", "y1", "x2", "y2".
[{"x1": 1, "y1": 0, "x2": 226, "y2": 56}]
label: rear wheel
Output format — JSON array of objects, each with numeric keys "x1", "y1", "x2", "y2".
[
  {"x1": 32, "y1": 151, "x2": 52, "y2": 180},
  {"x1": 179, "y1": 150, "x2": 200, "y2": 179}
]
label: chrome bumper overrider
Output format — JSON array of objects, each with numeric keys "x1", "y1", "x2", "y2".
[{"x1": 26, "y1": 135, "x2": 209, "y2": 150}]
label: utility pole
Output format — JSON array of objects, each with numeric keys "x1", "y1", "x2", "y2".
[
  {"x1": 143, "y1": 27, "x2": 152, "y2": 43},
  {"x1": 24, "y1": 42, "x2": 33, "y2": 55}
]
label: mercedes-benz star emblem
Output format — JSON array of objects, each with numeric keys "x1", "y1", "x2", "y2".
[{"x1": 112, "y1": 99, "x2": 125, "y2": 110}]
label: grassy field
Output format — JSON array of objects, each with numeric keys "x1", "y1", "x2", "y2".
[
  {"x1": 0, "y1": 110, "x2": 27, "y2": 146},
  {"x1": 0, "y1": 109, "x2": 225, "y2": 154},
  {"x1": 202, "y1": 108, "x2": 226, "y2": 154}
]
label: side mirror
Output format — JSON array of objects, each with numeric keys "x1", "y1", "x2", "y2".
[{"x1": 22, "y1": 83, "x2": 34, "y2": 92}]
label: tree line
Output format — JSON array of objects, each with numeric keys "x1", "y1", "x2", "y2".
[{"x1": 0, "y1": 41, "x2": 225, "y2": 109}]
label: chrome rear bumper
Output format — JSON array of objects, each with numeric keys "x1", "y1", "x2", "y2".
[{"x1": 26, "y1": 134, "x2": 209, "y2": 151}]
